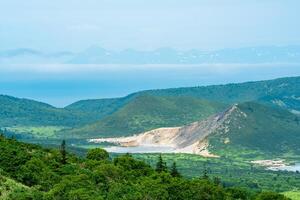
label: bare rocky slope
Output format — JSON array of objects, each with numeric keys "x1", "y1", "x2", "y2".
[
  {"x1": 90, "y1": 102, "x2": 300, "y2": 157},
  {"x1": 89, "y1": 104, "x2": 243, "y2": 157}
]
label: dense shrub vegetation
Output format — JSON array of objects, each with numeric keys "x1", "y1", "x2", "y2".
[{"x1": 0, "y1": 135, "x2": 290, "y2": 200}]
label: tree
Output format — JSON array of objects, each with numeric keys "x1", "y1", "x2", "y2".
[
  {"x1": 45, "y1": 174, "x2": 104, "y2": 200},
  {"x1": 86, "y1": 148, "x2": 109, "y2": 161},
  {"x1": 213, "y1": 177, "x2": 221, "y2": 186},
  {"x1": 226, "y1": 187, "x2": 251, "y2": 200},
  {"x1": 60, "y1": 140, "x2": 67, "y2": 165},
  {"x1": 202, "y1": 164, "x2": 209, "y2": 179},
  {"x1": 170, "y1": 161, "x2": 181, "y2": 177},
  {"x1": 113, "y1": 154, "x2": 153, "y2": 178},
  {"x1": 17, "y1": 157, "x2": 58, "y2": 190},
  {"x1": 156, "y1": 154, "x2": 167, "y2": 173},
  {"x1": 0, "y1": 135, "x2": 291, "y2": 200}
]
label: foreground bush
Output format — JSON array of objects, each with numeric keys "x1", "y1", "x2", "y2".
[{"x1": 0, "y1": 136, "x2": 291, "y2": 200}]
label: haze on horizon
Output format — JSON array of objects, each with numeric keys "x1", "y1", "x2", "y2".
[
  {"x1": 1, "y1": 0, "x2": 300, "y2": 106},
  {"x1": 0, "y1": 64, "x2": 299, "y2": 107}
]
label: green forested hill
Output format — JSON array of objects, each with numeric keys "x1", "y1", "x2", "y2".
[
  {"x1": 64, "y1": 76, "x2": 300, "y2": 138},
  {"x1": 257, "y1": 95, "x2": 300, "y2": 115},
  {"x1": 208, "y1": 102, "x2": 300, "y2": 157},
  {"x1": 64, "y1": 95, "x2": 226, "y2": 138},
  {"x1": 0, "y1": 135, "x2": 290, "y2": 200},
  {"x1": 141, "y1": 76, "x2": 300, "y2": 105},
  {"x1": 66, "y1": 76, "x2": 300, "y2": 114},
  {"x1": 0, "y1": 76, "x2": 299, "y2": 139},
  {"x1": 0, "y1": 95, "x2": 88, "y2": 127},
  {"x1": 65, "y1": 95, "x2": 135, "y2": 120}
]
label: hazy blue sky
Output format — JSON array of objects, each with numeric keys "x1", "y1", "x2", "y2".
[
  {"x1": 1, "y1": 0, "x2": 300, "y2": 106},
  {"x1": 0, "y1": 0, "x2": 300, "y2": 51}
]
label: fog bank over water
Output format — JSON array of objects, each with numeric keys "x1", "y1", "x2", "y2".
[{"x1": 0, "y1": 63, "x2": 300, "y2": 107}]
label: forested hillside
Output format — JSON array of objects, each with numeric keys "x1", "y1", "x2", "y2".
[
  {"x1": 207, "y1": 102, "x2": 300, "y2": 157},
  {"x1": 65, "y1": 95, "x2": 225, "y2": 138},
  {"x1": 65, "y1": 95, "x2": 134, "y2": 121},
  {"x1": 0, "y1": 95, "x2": 93, "y2": 127},
  {"x1": 0, "y1": 76, "x2": 299, "y2": 139},
  {"x1": 0, "y1": 135, "x2": 289, "y2": 200},
  {"x1": 141, "y1": 77, "x2": 300, "y2": 105},
  {"x1": 63, "y1": 76, "x2": 300, "y2": 138}
]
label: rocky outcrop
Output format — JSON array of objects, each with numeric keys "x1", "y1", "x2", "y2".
[{"x1": 89, "y1": 105, "x2": 243, "y2": 156}]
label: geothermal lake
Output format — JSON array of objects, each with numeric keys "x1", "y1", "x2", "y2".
[
  {"x1": 104, "y1": 145, "x2": 175, "y2": 154},
  {"x1": 274, "y1": 163, "x2": 300, "y2": 172}
]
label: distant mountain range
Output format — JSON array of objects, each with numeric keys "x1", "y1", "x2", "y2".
[
  {"x1": 0, "y1": 48, "x2": 74, "y2": 64},
  {"x1": 1, "y1": 45, "x2": 300, "y2": 64}
]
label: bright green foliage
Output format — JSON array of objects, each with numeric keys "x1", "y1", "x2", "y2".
[
  {"x1": 86, "y1": 148, "x2": 109, "y2": 161},
  {"x1": 17, "y1": 157, "x2": 58, "y2": 188},
  {"x1": 44, "y1": 174, "x2": 104, "y2": 200},
  {"x1": 114, "y1": 154, "x2": 153, "y2": 177},
  {"x1": 5, "y1": 126, "x2": 66, "y2": 138},
  {"x1": 133, "y1": 153, "x2": 300, "y2": 193},
  {"x1": 0, "y1": 137, "x2": 34, "y2": 175},
  {"x1": 167, "y1": 178, "x2": 228, "y2": 200},
  {"x1": 226, "y1": 187, "x2": 254, "y2": 200},
  {"x1": 0, "y1": 135, "x2": 288, "y2": 200},
  {"x1": 256, "y1": 191, "x2": 290, "y2": 200},
  {"x1": 0, "y1": 172, "x2": 40, "y2": 200},
  {"x1": 282, "y1": 191, "x2": 300, "y2": 200}
]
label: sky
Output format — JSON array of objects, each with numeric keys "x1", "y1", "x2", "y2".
[
  {"x1": 0, "y1": 0, "x2": 300, "y2": 106},
  {"x1": 0, "y1": 0, "x2": 300, "y2": 51}
]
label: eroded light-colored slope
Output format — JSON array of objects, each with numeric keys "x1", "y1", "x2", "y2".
[{"x1": 89, "y1": 104, "x2": 243, "y2": 156}]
